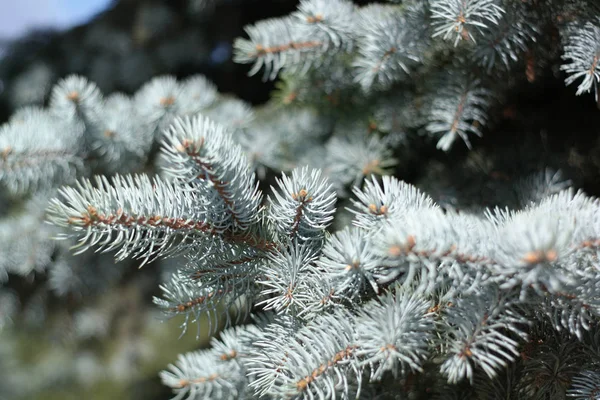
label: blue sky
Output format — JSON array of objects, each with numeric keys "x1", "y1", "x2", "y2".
[{"x1": 0, "y1": 0, "x2": 112, "y2": 39}]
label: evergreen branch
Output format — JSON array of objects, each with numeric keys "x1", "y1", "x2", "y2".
[
  {"x1": 160, "y1": 348, "x2": 245, "y2": 400},
  {"x1": 354, "y1": 288, "x2": 434, "y2": 380},
  {"x1": 133, "y1": 75, "x2": 217, "y2": 135},
  {"x1": 431, "y1": 0, "x2": 505, "y2": 46},
  {"x1": 317, "y1": 227, "x2": 382, "y2": 298},
  {"x1": 350, "y1": 175, "x2": 437, "y2": 232},
  {"x1": 205, "y1": 98, "x2": 255, "y2": 132},
  {"x1": 542, "y1": 251, "x2": 600, "y2": 339},
  {"x1": 513, "y1": 169, "x2": 572, "y2": 207},
  {"x1": 46, "y1": 174, "x2": 222, "y2": 264},
  {"x1": 268, "y1": 166, "x2": 336, "y2": 242},
  {"x1": 471, "y1": 3, "x2": 538, "y2": 72},
  {"x1": 257, "y1": 241, "x2": 322, "y2": 316},
  {"x1": 49, "y1": 74, "x2": 103, "y2": 123},
  {"x1": 210, "y1": 324, "x2": 263, "y2": 363},
  {"x1": 293, "y1": 0, "x2": 356, "y2": 50},
  {"x1": 11, "y1": 3, "x2": 600, "y2": 398},
  {"x1": 154, "y1": 270, "x2": 235, "y2": 337},
  {"x1": 520, "y1": 336, "x2": 583, "y2": 399},
  {"x1": 248, "y1": 310, "x2": 361, "y2": 399},
  {"x1": 425, "y1": 72, "x2": 491, "y2": 151},
  {"x1": 134, "y1": 75, "x2": 182, "y2": 134},
  {"x1": 240, "y1": 109, "x2": 328, "y2": 173},
  {"x1": 324, "y1": 134, "x2": 397, "y2": 190},
  {"x1": 0, "y1": 195, "x2": 57, "y2": 281},
  {"x1": 164, "y1": 323, "x2": 265, "y2": 398},
  {"x1": 353, "y1": 6, "x2": 422, "y2": 91},
  {"x1": 179, "y1": 74, "x2": 219, "y2": 112},
  {"x1": 187, "y1": 252, "x2": 267, "y2": 282},
  {"x1": 161, "y1": 115, "x2": 263, "y2": 231},
  {"x1": 561, "y1": 17, "x2": 600, "y2": 100},
  {"x1": 439, "y1": 288, "x2": 529, "y2": 384},
  {"x1": 233, "y1": 0, "x2": 355, "y2": 83},
  {"x1": 89, "y1": 93, "x2": 153, "y2": 173},
  {"x1": 567, "y1": 370, "x2": 600, "y2": 399},
  {"x1": 233, "y1": 16, "x2": 326, "y2": 80},
  {"x1": 487, "y1": 190, "x2": 598, "y2": 298},
  {"x1": 0, "y1": 112, "x2": 85, "y2": 194},
  {"x1": 370, "y1": 208, "x2": 467, "y2": 293}
]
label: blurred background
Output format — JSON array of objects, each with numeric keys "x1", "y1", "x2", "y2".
[
  {"x1": 0, "y1": 0, "x2": 305, "y2": 117},
  {"x1": 0, "y1": 0, "x2": 111, "y2": 40}
]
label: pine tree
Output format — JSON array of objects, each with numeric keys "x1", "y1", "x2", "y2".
[{"x1": 2, "y1": 0, "x2": 600, "y2": 399}]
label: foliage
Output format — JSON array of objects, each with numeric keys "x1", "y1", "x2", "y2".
[{"x1": 2, "y1": 0, "x2": 600, "y2": 399}]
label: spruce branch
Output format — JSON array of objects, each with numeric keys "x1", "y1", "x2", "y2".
[
  {"x1": 431, "y1": 0, "x2": 505, "y2": 46},
  {"x1": 161, "y1": 115, "x2": 263, "y2": 231},
  {"x1": 154, "y1": 269, "x2": 252, "y2": 337},
  {"x1": 369, "y1": 208, "x2": 460, "y2": 294},
  {"x1": 490, "y1": 207, "x2": 576, "y2": 295},
  {"x1": 179, "y1": 74, "x2": 218, "y2": 112},
  {"x1": 317, "y1": 227, "x2": 382, "y2": 299},
  {"x1": 233, "y1": 0, "x2": 356, "y2": 82},
  {"x1": 233, "y1": 16, "x2": 326, "y2": 80},
  {"x1": 520, "y1": 335, "x2": 583, "y2": 399},
  {"x1": 324, "y1": 134, "x2": 397, "y2": 190},
  {"x1": 471, "y1": 3, "x2": 538, "y2": 72},
  {"x1": 160, "y1": 347, "x2": 246, "y2": 400},
  {"x1": 425, "y1": 72, "x2": 491, "y2": 151},
  {"x1": 248, "y1": 310, "x2": 361, "y2": 399},
  {"x1": 89, "y1": 93, "x2": 153, "y2": 173},
  {"x1": 49, "y1": 74, "x2": 103, "y2": 123},
  {"x1": 205, "y1": 98, "x2": 255, "y2": 133},
  {"x1": 46, "y1": 174, "x2": 223, "y2": 264},
  {"x1": 155, "y1": 230, "x2": 271, "y2": 335},
  {"x1": 240, "y1": 109, "x2": 328, "y2": 174},
  {"x1": 292, "y1": 0, "x2": 356, "y2": 50},
  {"x1": 354, "y1": 289, "x2": 434, "y2": 380},
  {"x1": 0, "y1": 112, "x2": 85, "y2": 194},
  {"x1": 257, "y1": 240, "x2": 322, "y2": 316},
  {"x1": 15, "y1": 4, "x2": 600, "y2": 396},
  {"x1": 134, "y1": 75, "x2": 182, "y2": 133},
  {"x1": 561, "y1": 17, "x2": 600, "y2": 100},
  {"x1": 0, "y1": 195, "x2": 58, "y2": 281},
  {"x1": 439, "y1": 288, "x2": 529, "y2": 384},
  {"x1": 353, "y1": 7, "x2": 422, "y2": 91},
  {"x1": 350, "y1": 175, "x2": 437, "y2": 232},
  {"x1": 133, "y1": 75, "x2": 216, "y2": 135},
  {"x1": 543, "y1": 289, "x2": 599, "y2": 341},
  {"x1": 268, "y1": 166, "x2": 336, "y2": 242},
  {"x1": 567, "y1": 370, "x2": 600, "y2": 399},
  {"x1": 487, "y1": 189, "x2": 600, "y2": 299}
]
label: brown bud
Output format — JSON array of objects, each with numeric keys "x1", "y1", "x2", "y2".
[
  {"x1": 545, "y1": 249, "x2": 558, "y2": 262},
  {"x1": 306, "y1": 14, "x2": 323, "y2": 23},
  {"x1": 67, "y1": 91, "x2": 80, "y2": 102},
  {"x1": 388, "y1": 245, "x2": 403, "y2": 257},
  {"x1": 160, "y1": 96, "x2": 175, "y2": 106},
  {"x1": 523, "y1": 249, "x2": 558, "y2": 264},
  {"x1": 522, "y1": 251, "x2": 542, "y2": 264},
  {"x1": 1, "y1": 147, "x2": 12, "y2": 159},
  {"x1": 176, "y1": 379, "x2": 189, "y2": 388}
]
